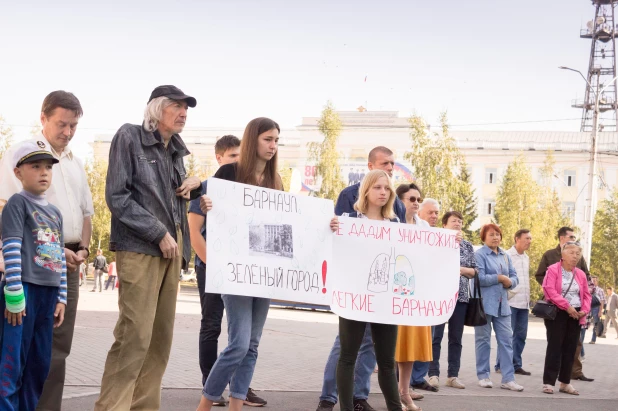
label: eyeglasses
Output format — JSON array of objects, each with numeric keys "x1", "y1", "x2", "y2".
[{"x1": 408, "y1": 196, "x2": 423, "y2": 203}]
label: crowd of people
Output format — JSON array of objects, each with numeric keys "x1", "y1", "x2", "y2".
[{"x1": 0, "y1": 87, "x2": 616, "y2": 411}]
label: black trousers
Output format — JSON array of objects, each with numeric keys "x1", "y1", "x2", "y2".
[
  {"x1": 337, "y1": 317, "x2": 400, "y2": 411},
  {"x1": 196, "y1": 265, "x2": 225, "y2": 386},
  {"x1": 543, "y1": 308, "x2": 580, "y2": 385}
]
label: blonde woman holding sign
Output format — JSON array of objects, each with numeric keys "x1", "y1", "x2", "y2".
[{"x1": 330, "y1": 169, "x2": 406, "y2": 411}]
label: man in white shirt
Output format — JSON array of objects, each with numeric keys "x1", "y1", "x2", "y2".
[
  {"x1": 496, "y1": 229, "x2": 532, "y2": 376},
  {"x1": 0, "y1": 91, "x2": 94, "y2": 410}
]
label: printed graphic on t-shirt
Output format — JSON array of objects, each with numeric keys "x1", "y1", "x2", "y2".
[{"x1": 32, "y1": 210, "x2": 63, "y2": 273}]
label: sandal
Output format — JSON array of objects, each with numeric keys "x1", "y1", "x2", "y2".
[
  {"x1": 559, "y1": 384, "x2": 579, "y2": 395},
  {"x1": 542, "y1": 384, "x2": 554, "y2": 394},
  {"x1": 400, "y1": 393, "x2": 422, "y2": 411},
  {"x1": 409, "y1": 390, "x2": 424, "y2": 400}
]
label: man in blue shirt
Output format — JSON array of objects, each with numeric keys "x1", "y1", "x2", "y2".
[
  {"x1": 316, "y1": 146, "x2": 407, "y2": 411},
  {"x1": 189, "y1": 135, "x2": 268, "y2": 407}
]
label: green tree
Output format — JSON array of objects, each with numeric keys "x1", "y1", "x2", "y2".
[
  {"x1": 450, "y1": 159, "x2": 478, "y2": 240},
  {"x1": 279, "y1": 166, "x2": 292, "y2": 192},
  {"x1": 404, "y1": 112, "x2": 462, "y2": 213},
  {"x1": 493, "y1": 152, "x2": 569, "y2": 302},
  {"x1": 0, "y1": 115, "x2": 13, "y2": 162},
  {"x1": 494, "y1": 155, "x2": 539, "y2": 249},
  {"x1": 591, "y1": 189, "x2": 618, "y2": 288},
  {"x1": 307, "y1": 101, "x2": 345, "y2": 201},
  {"x1": 532, "y1": 151, "x2": 569, "y2": 300},
  {"x1": 85, "y1": 159, "x2": 113, "y2": 262},
  {"x1": 184, "y1": 153, "x2": 208, "y2": 181}
]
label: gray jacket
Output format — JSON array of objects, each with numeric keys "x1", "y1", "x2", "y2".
[{"x1": 105, "y1": 123, "x2": 198, "y2": 269}]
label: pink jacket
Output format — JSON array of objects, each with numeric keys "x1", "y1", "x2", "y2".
[{"x1": 542, "y1": 261, "x2": 591, "y2": 325}]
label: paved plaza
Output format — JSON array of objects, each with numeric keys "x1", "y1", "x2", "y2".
[{"x1": 63, "y1": 285, "x2": 618, "y2": 410}]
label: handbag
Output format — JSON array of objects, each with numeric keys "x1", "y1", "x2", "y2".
[
  {"x1": 465, "y1": 273, "x2": 487, "y2": 327},
  {"x1": 531, "y1": 271, "x2": 575, "y2": 320}
]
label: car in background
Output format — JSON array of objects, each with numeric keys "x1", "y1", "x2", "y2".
[{"x1": 180, "y1": 268, "x2": 197, "y2": 283}]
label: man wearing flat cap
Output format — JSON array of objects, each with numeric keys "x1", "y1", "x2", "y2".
[{"x1": 95, "y1": 86, "x2": 202, "y2": 410}]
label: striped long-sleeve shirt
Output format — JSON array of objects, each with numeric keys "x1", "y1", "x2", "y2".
[{"x1": 1, "y1": 191, "x2": 67, "y2": 308}]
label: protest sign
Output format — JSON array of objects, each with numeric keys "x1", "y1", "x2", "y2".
[
  {"x1": 329, "y1": 216, "x2": 460, "y2": 326},
  {"x1": 205, "y1": 178, "x2": 333, "y2": 305}
]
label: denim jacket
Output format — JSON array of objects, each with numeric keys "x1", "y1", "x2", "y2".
[
  {"x1": 105, "y1": 123, "x2": 199, "y2": 269},
  {"x1": 474, "y1": 245, "x2": 519, "y2": 317}
]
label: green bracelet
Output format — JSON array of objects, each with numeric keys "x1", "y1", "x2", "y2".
[{"x1": 4, "y1": 286, "x2": 25, "y2": 314}]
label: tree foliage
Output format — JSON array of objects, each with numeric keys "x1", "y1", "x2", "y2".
[
  {"x1": 0, "y1": 115, "x2": 13, "y2": 162},
  {"x1": 494, "y1": 152, "x2": 569, "y2": 302},
  {"x1": 591, "y1": 189, "x2": 618, "y2": 289},
  {"x1": 184, "y1": 153, "x2": 209, "y2": 181},
  {"x1": 450, "y1": 158, "x2": 478, "y2": 241},
  {"x1": 404, "y1": 112, "x2": 463, "y2": 214},
  {"x1": 85, "y1": 159, "x2": 113, "y2": 262},
  {"x1": 307, "y1": 101, "x2": 346, "y2": 201}
]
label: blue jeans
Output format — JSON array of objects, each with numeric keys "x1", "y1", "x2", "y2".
[
  {"x1": 429, "y1": 301, "x2": 468, "y2": 378},
  {"x1": 475, "y1": 314, "x2": 515, "y2": 384},
  {"x1": 495, "y1": 307, "x2": 528, "y2": 371},
  {"x1": 0, "y1": 283, "x2": 57, "y2": 411},
  {"x1": 319, "y1": 323, "x2": 375, "y2": 403},
  {"x1": 203, "y1": 295, "x2": 270, "y2": 401},
  {"x1": 591, "y1": 306, "x2": 600, "y2": 343}
]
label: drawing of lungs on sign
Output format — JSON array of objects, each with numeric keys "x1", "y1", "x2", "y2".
[
  {"x1": 367, "y1": 248, "x2": 394, "y2": 293},
  {"x1": 393, "y1": 255, "x2": 415, "y2": 296}
]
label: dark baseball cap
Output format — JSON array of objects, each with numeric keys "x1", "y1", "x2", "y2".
[{"x1": 148, "y1": 85, "x2": 197, "y2": 108}]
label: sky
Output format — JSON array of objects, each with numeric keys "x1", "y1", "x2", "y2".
[{"x1": 0, "y1": 0, "x2": 602, "y2": 157}]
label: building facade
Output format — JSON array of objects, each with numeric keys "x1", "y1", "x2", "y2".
[{"x1": 91, "y1": 110, "x2": 618, "y2": 243}]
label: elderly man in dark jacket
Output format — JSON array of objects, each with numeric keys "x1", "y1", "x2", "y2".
[{"x1": 95, "y1": 86, "x2": 202, "y2": 411}]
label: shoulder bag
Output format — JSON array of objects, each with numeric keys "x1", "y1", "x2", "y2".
[
  {"x1": 531, "y1": 270, "x2": 575, "y2": 320},
  {"x1": 464, "y1": 273, "x2": 487, "y2": 327}
]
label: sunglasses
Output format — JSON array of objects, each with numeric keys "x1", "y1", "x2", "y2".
[
  {"x1": 562, "y1": 241, "x2": 581, "y2": 251},
  {"x1": 407, "y1": 196, "x2": 423, "y2": 203}
]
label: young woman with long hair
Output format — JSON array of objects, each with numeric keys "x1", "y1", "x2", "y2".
[
  {"x1": 330, "y1": 169, "x2": 405, "y2": 411},
  {"x1": 197, "y1": 117, "x2": 282, "y2": 411}
]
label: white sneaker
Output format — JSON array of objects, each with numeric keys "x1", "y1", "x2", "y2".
[
  {"x1": 446, "y1": 377, "x2": 465, "y2": 389},
  {"x1": 478, "y1": 378, "x2": 493, "y2": 388},
  {"x1": 501, "y1": 381, "x2": 524, "y2": 391},
  {"x1": 428, "y1": 376, "x2": 440, "y2": 389}
]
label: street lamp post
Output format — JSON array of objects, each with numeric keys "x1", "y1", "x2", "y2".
[{"x1": 559, "y1": 66, "x2": 618, "y2": 263}]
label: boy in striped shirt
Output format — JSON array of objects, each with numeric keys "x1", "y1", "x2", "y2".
[{"x1": 0, "y1": 141, "x2": 67, "y2": 410}]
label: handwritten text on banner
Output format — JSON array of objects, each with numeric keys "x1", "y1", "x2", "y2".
[
  {"x1": 205, "y1": 178, "x2": 333, "y2": 305},
  {"x1": 329, "y1": 217, "x2": 460, "y2": 326}
]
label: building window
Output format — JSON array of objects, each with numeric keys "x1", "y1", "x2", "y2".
[
  {"x1": 485, "y1": 168, "x2": 497, "y2": 184},
  {"x1": 563, "y1": 201, "x2": 575, "y2": 218},
  {"x1": 564, "y1": 170, "x2": 576, "y2": 187},
  {"x1": 484, "y1": 199, "x2": 496, "y2": 216}
]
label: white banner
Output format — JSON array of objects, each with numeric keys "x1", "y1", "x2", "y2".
[
  {"x1": 330, "y1": 217, "x2": 460, "y2": 325},
  {"x1": 205, "y1": 178, "x2": 333, "y2": 305}
]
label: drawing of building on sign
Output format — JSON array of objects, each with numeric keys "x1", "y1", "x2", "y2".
[
  {"x1": 249, "y1": 224, "x2": 294, "y2": 259},
  {"x1": 367, "y1": 248, "x2": 395, "y2": 293}
]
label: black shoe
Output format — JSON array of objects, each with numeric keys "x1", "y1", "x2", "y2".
[
  {"x1": 316, "y1": 400, "x2": 335, "y2": 411},
  {"x1": 514, "y1": 368, "x2": 531, "y2": 376},
  {"x1": 244, "y1": 388, "x2": 267, "y2": 407},
  {"x1": 573, "y1": 375, "x2": 594, "y2": 382},
  {"x1": 353, "y1": 399, "x2": 376, "y2": 411},
  {"x1": 212, "y1": 396, "x2": 228, "y2": 407},
  {"x1": 411, "y1": 381, "x2": 439, "y2": 392}
]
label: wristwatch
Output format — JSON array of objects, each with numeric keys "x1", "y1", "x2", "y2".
[{"x1": 77, "y1": 246, "x2": 90, "y2": 258}]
